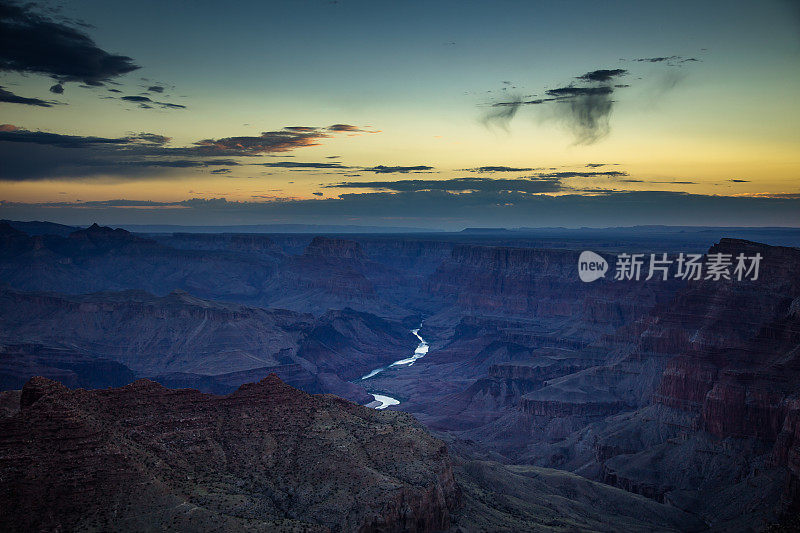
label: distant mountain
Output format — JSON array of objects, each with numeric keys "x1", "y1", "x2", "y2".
[
  {"x1": 0, "y1": 219, "x2": 79, "y2": 237},
  {"x1": 119, "y1": 223, "x2": 441, "y2": 234}
]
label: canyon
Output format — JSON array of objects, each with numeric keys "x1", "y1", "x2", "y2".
[{"x1": 1, "y1": 221, "x2": 799, "y2": 530}]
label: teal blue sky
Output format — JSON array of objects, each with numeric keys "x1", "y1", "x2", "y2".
[{"x1": 1, "y1": 0, "x2": 798, "y2": 228}]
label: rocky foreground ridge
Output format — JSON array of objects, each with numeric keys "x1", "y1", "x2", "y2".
[{"x1": 0, "y1": 375, "x2": 460, "y2": 532}]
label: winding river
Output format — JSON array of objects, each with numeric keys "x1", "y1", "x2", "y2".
[{"x1": 362, "y1": 326, "x2": 428, "y2": 409}]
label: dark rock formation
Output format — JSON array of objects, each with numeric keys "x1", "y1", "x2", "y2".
[{"x1": 0, "y1": 375, "x2": 460, "y2": 532}]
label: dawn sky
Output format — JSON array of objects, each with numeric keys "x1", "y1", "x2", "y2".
[{"x1": 1, "y1": 0, "x2": 798, "y2": 228}]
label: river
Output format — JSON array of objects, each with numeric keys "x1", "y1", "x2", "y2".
[{"x1": 362, "y1": 326, "x2": 428, "y2": 409}]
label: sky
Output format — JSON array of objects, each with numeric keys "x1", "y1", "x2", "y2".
[{"x1": 0, "y1": 0, "x2": 798, "y2": 229}]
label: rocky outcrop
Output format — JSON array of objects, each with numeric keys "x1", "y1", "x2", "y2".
[{"x1": 0, "y1": 375, "x2": 460, "y2": 532}]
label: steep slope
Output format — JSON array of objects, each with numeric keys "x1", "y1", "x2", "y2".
[
  {"x1": 0, "y1": 375, "x2": 460, "y2": 532},
  {"x1": 0, "y1": 288, "x2": 418, "y2": 403},
  {"x1": 522, "y1": 239, "x2": 800, "y2": 529}
]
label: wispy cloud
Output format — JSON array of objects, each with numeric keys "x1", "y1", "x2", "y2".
[
  {"x1": 0, "y1": 124, "x2": 378, "y2": 180},
  {"x1": 482, "y1": 58, "x2": 697, "y2": 144},
  {"x1": 120, "y1": 95, "x2": 186, "y2": 110},
  {"x1": 0, "y1": 86, "x2": 59, "y2": 107}
]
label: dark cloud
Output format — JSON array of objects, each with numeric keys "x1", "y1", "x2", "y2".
[
  {"x1": 49, "y1": 83, "x2": 64, "y2": 94},
  {"x1": 545, "y1": 86, "x2": 613, "y2": 98},
  {"x1": 576, "y1": 69, "x2": 628, "y2": 82},
  {"x1": 485, "y1": 84, "x2": 619, "y2": 144},
  {"x1": 121, "y1": 95, "x2": 150, "y2": 103},
  {"x1": 147, "y1": 85, "x2": 164, "y2": 93},
  {"x1": 100, "y1": 159, "x2": 238, "y2": 169},
  {"x1": 481, "y1": 95, "x2": 524, "y2": 129},
  {"x1": 467, "y1": 166, "x2": 536, "y2": 172},
  {"x1": 617, "y1": 178, "x2": 697, "y2": 185},
  {"x1": 327, "y1": 124, "x2": 359, "y2": 131},
  {"x1": 120, "y1": 95, "x2": 186, "y2": 109},
  {"x1": 127, "y1": 133, "x2": 171, "y2": 145},
  {"x1": 484, "y1": 58, "x2": 697, "y2": 144},
  {"x1": 326, "y1": 124, "x2": 378, "y2": 133},
  {"x1": 634, "y1": 56, "x2": 699, "y2": 64},
  {"x1": 154, "y1": 101, "x2": 186, "y2": 109},
  {"x1": 0, "y1": 124, "x2": 371, "y2": 180},
  {"x1": 191, "y1": 128, "x2": 341, "y2": 156},
  {"x1": 259, "y1": 161, "x2": 349, "y2": 169},
  {"x1": 324, "y1": 177, "x2": 561, "y2": 193},
  {"x1": 0, "y1": 86, "x2": 57, "y2": 107},
  {"x1": 0, "y1": 127, "x2": 134, "y2": 147},
  {"x1": 361, "y1": 165, "x2": 433, "y2": 173},
  {"x1": 256, "y1": 161, "x2": 433, "y2": 174},
  {"x1": 312, "y1": 192, "x2": 324, "y2": 196},
  {"x1": 730, "y1": 179, "x2": 750, "y2": 183},
  {"x1": 0, "y1": 1, "x2": 139, "y2": 84},
  {"x1": 535, "y1": 170, "x2": 628, "y2": 178},
  {"x1": 545, "y1": 86, "x2": 615, "y2": 144}
]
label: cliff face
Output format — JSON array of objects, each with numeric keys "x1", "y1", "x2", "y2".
[
  {"x1": 0, "y1": 375, "x2": 460, "y2": 532},
  {"x1": 651, "y1": 240, "x2": 800, "y2": 447},
  {"x1": 425, "y1": 244, "x2": 679, "y2": 334},
  {"x1": 573, "y1": 240, "x2": 800, "y2": 523}
]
